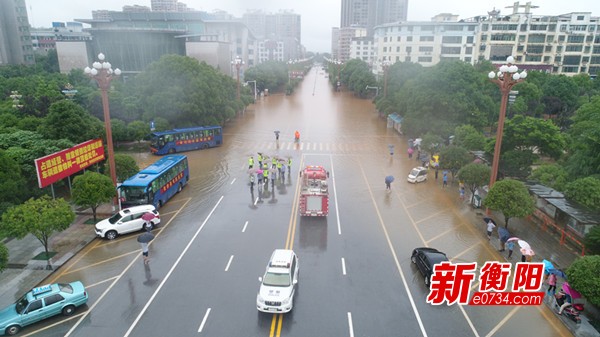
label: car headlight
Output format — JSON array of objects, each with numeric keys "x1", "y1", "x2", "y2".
[
  {"x1": 282, "y1": 297, "x2": 290, "y2": 305},
  {"x1": 257, "y1": 294, "x2": 264, "y2": 303}
]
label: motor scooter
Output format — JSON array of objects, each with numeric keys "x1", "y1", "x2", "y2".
[{"x1": 554, "y1": 292, "x2": 581, "y2": 323}]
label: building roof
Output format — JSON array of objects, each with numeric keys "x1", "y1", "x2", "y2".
[{"x1": 527, "y1": 183, "x2": 599, "y2": 225}]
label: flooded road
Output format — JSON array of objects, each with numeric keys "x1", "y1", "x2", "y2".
[{"x1": 37, "y1": 66, "x2": 572, "y2": 337}]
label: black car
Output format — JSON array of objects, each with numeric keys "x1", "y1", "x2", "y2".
[{"x1": 411, "y1": 247, "x2": 449, "y2": 287}]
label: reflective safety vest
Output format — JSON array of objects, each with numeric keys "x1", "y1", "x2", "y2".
[
  {"x1": 263, "y1": 170, "x2": 269, "y2": 178},
  {"x1": 258, "y1": 154, "x2": 263, "y2": 162},
  {"x1": 248, "y1": 157, "x2": 254, "y2": 165},
  {"x1": 287, "y1": 158, "x2": 292, "y2": 166},
  {"x1": 277, "y1": 162, "x2": 282, "y2": 169}
]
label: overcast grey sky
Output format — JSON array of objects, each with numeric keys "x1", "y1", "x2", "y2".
[{"x1": 26, "y1": 0, "x2": 600, "y2": 52}]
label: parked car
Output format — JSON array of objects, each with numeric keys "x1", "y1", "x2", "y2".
[
  {"x1": 407, "y1": 167, "x2": 428, "y2": 183},
  {"x1": 0, "y1": 282, "x2": 88, "y2": 336},
  {"x1": 411, "y1": 247, "x2": 449, "y2": 287},
  {"x1": 257, "y1": 249, "x2": 299, "y2": 313},
  {"x1": 95, "y1": 205, "x2": 160, "y2": 240}
]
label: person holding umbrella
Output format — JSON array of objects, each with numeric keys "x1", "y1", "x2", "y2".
[
  {"x1": 385, "y1": 176, "x2": 394, "y2": 190},
  {"x1": 137, "y1": 230, "x2": 155, "y2": 264},
  {"x1": 141, "y1": 212, "x2": 157, "y2": 231}
]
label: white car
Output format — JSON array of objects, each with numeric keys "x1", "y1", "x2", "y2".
[
  {"x1": 257, "y1": 249, "x2": 299, "y2": 313},
  {"x1": 407, "y1": 166, "x2": 428, "y2": 183},
  {"x1": 95, "y1": 205, "x2": 160, "y2": 240}
]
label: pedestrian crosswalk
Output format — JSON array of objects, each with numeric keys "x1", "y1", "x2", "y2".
[{"x1": 230, "y1": 140, "x2": 382, "y2": 154}]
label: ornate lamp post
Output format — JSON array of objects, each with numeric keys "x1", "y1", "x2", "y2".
[
  {"x1": 381, "y1": 60, "x2": 391, "y2": 98},
  {"x1": 231, "y1": 56, "x2": 244, "y2": 99},
  {"x1": 487, "y1": 56, "x2": 527, "y2": 189},
  {"x1": 334, "y1": 59, "x2": 343, "y2": 91},
  {"x1": 84, "y1": 53, "x2": 121, "y2": 209},
  {"x1": 10, "y1": 91, "x2": 23, "y2": 109}
]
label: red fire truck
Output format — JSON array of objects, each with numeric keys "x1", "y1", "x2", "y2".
[{"x1": 299, "y1": 165, "x2": 329, "y2": 216}]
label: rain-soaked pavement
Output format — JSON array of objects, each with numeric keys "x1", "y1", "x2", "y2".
[{"x1": 30, "y1": 67, "x2": 573, "y2": 337}]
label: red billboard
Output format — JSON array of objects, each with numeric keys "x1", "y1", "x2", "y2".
[{"x1": 35, "y1": 138, "x2": 105, "y2": 188}]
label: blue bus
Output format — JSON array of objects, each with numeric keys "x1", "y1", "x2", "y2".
[
  {"x1": 119, "y1": 155, "x2": 189, "y2": 209},
  {"x1": 150, "y1": 126, "x2": 223, "y2": 155}
]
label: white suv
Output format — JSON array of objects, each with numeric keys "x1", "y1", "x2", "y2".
[
  {"x1": 95, "y1": 205, "x2": 160, "y2": 240},
  {"x1": 256, "y1": 249, "x2": 299, "y2": 313}
]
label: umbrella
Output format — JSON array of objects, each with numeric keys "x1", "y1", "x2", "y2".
[
  {"x1": 562, "y1": 282, "x2": 581, "y2": 299},
  {"x1": 542, "y1": 259, "x2": 555, "y2": 273},
  {"x1": 385, "y1": 176, "x2": 395, "y2": 184},
  {"x1": 483, "y1": 217, "x2": 497, "y2": 226},
  {"x1": 256, "y1": 169, "x2": 263, "y2": 175},
  {"x1": 141, "y1": 212, "x2": 156, "y2": 222},
  {"x1": 506, "y1": 237, "x2": 531, "y2": 249},
  {"x1": 137, "y1": 232, "x2": 155, "y2": 243},
  {"x1": 520, "y1": 247, "x2": 535, "y2": 256},
  {"x1": 498, "y1": 227, "x2": 510, "y2": 242},
  {"x1": 547, "y1": 268, "x2": 567, "y2": 279}
]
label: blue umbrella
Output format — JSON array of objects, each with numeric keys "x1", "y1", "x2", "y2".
[
  {"x1": 542, "y1": 259, "x2": 554, "y2": 273},
  {"x1": 547, "y1": 268, "x2": 567, "y2": 279},
  {"x1": 498, "y1": 227, "x2": 510, "y2": 242},
  {"x1": 385, "y1": 176, "x2": 395, "y2": 184}
]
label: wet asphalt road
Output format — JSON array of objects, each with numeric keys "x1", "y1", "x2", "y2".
[{"x1": 29, "y1": 67, "x2": 571, "y2": 337}]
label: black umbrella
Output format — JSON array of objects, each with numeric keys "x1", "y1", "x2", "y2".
[
  {"x1": 483, "y1": 217, "x2": 497, "y2": 226},
  {"x1": 137, "y1": 232, "x2": 155, "y2": 243}
]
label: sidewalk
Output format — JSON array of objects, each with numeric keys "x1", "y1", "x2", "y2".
[{"x1": 0, "y1": 204, "x2": 111, "y2": 308}]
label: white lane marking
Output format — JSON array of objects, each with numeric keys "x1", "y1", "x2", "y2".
[
  {"x1": 230, "y1": 178, "x2": 236, "y2": 185},
  {"x1": 198, "y1": 308, "x2": 211, "y2": 333},
  {"x1": 225, "y1": 255, "x2": 234, "y2": 271},
  {"x1": 347, "y1": 312, "x2": 355, "y2": 337},
  {"x1": 242, "y1": 221, "x2": 249, "y2": 232},
  {"x1": 329, "y1": 155, "x2": 342, "y2": 235},
  {"x1": 341, "y1": 258, "x2": 347, "y2": 275},
  {"x1": 86, "y1": 276, "x2": 119, "y2": 288},
  {"x1": 484, "y1": 306, "x2": 520, "y2": 337},
  {"x1": 123, "y1": 196, "x2": 224, "y2": 337},
  {"x1": 65, "y1": 198, "x2": 193, "y2": 337},
  {"x1": 357, "y1": 163, "x2": 429, "y2": 337}
]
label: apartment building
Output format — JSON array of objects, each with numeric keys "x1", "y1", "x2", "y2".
[{"x1": 0, "y1": 0, "x2": 34, "y2": 65}]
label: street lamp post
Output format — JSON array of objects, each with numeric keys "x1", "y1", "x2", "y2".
[
  {"x1": 245, "y1": 80, "x2": 257, "y2": 101},
  {"x1": 84, "y1": 53, "x2": 121, "y2": 209},
  {"x1": 381, "y1": 60, "x2": 392, "y2": 98},
  {"x1": 487, "y1": 56, "x2": 527, "y2": 189},
  {"x1": 231, "y1": 56, "x2": 244, "y2": 99},
  {"x1": 334, "y1": 59, "x2": 342, "y2": 91}
]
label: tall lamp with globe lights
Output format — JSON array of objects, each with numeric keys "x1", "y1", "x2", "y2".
[
  {"x1": 231, "y1": 56, "x2": 245, "y2": 99},
  {"x1": 84, "y1": 53, "x2": 121, "y2": 209},
  {"x1": 487, "y1": 56, "x2": 527, "y2": 190}
]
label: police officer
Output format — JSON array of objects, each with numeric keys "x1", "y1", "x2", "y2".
[
  {"x1": 277, "y1": 161, "x2": 283, "y2": 177},
  {"x1": 287, "y1": 157, "x2": 292, "y2": 172},
  {"x1": 248, "y1": 156, "x2": 254, "y2": 169},
  {"x1": 257, "y1": 153, "x2": 263, "y2": 167}
]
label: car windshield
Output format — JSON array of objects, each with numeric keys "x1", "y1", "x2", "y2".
[
  {"x1": 120, "y1": 186, "x2": 148, "y2": 204},
  {"x1": 410, "y1": 169, "x2": 420, "y2": 176},
  {"x1": 15, "y1": 295, "x2": 29, "y2": 314},
  {"x1": 263, "y1": 272, "x2": 290, "y2": 287},
  {"x1": 108, "y1": 212, "x2": 123, "y2": 224}
]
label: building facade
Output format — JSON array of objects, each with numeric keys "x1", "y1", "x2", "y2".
[
  {"x1": 340, "y1": 0, "x2": 408, "y2": 33},
  {"x1": 31, "y1": 22, "x2": 91, "y2": 55},
  {"x1": 241, "y1": 10, "x2": 302, "y2": 61},
  {"x1": 370, "y1": 10, "x2": 600, "y2": 76},
  {"x1": 0, "y1": 0, "x2": 34, "y2": 65}
]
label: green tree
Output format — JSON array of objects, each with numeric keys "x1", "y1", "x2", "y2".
[
  {"x1": 498, "y1": 149, "x2": 535, "y2": 180},
  {"x1": 72, "y1": 171, "x2": 115, "y2": 222},
  {"x1": 1, "y1": 196, "x2": 75, "y2": 269},
  {"x1": 128, "y1": 120, "x2": 150, "y2": 142},
  {"x1": 453, "y1": 125, "x2": 486, "y2": 151},
  {"x1": 0, "y1": 150, "x2": 27, "y2": 207},
  {"x1": 114, "y1": 154, "x2": 139, "y2": 182},
  {"x1": 564, "y1": 96, "x2": 600, "y2": 178},
  {"x1": 439, "y1": 145, "x2": 472, "y2": 179},
  {"x1": 499, "y1": 115, "x2": 566, "y2": 160},
  {"x1": 564, "y1": 177, "x2": 600, "y2": 211},
  {"x1": 529, "y1": 164, "x2": 569, "y2": 191},
  {"x1": 41, "y1": 100, "x2": 104, "y2": 143},
  {"x1": 566, "y1": 255, "x2": 600, "y2": 307},
  {"x1": 0, "y1": 242, "x2": 8, "y2": 273},
  {"x1": 482, "y1": 179, "x2": 535, "y2": 229},
  {"x1": 422, "y1": 132, "x2": 444, "y2": 156},
  {"x1": 584, "y1": 225, "x2": 600, "y2": 255},
  {"x1": 457, "y1": 163, "x2": 491, "y2": 205},
  {"x1": 111, "y1": 118, "x2": 128, "y2": 144}
]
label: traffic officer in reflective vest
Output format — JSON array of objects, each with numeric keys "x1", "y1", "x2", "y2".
[{"x1": 248, "y1": 156, "x2": 254, "y2": 169}]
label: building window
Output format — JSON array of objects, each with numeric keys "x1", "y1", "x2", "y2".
[
  {"x1": 418, "y1": 56, "x2": 433, "y2": 62},
  {"x1": 465, "y1": 57, "x2": 472, "y2": 62},
  {"x1": 407, "y1": 36, "x2": 413, "y2": 42},
  {"x1": 441, "y1": 36, "x2": 462, "y2": 43},
  {"x1": 384, "y1": 37, "x2": 388, "y2": 42},
  {"x1": 396, "y1": 46, "x2": 400, "y2": 52},
  {"x1": 467, "y1": 36, "x2": 474, "y2": 43},
  {"x1": 441, "y1": 47, "x2": 461, "y2": 54},
  {"x1": 528, "y1": 35, "x2": 545, "y2": 43},
  {"x1": 397, "y1": 36, "x2": 400, "y2": 42},
  {"x1": 558, "y1": 35, "x2": 566, "y2": 42},
  {"x1": 405, "y1": 56, "x2": 411, "y2": 62},
  {"x1": 482, "y1": 24, "x2": 489, "y2": 31},
  {"x1": 560, "y1": 25, "x2": 567, "y2": 32},
  {"x1": 546, "y1": 35, "x2": 555, "y2": 43},
  {"x1": 565, "y1": 45, "x2": 583, "y2": 52},
  {"x1": 567, "y1": 35, "x2": 584, "y2": 43},
  {"x1": 577, "y1": 15, "x2": 585, "y2": 20},
  {"x1": 383, "y1": 47, "x2": 387, "y2": 52},
  {"x1": 406, "y1": 46, "x2": 412, "y2": 53},
  {"x1": 544, "y1": 56, "x2": 551, "y2": 62},
  {"x1": 465, "y1": 47, "x2": 473, "y2": 54},
  {"x1": 418, "y1": 46, "x2": 433, "y2": 52},
  {"x1": 419, "y1": 36, "x2": 434, "y2": 42},
  {"x1": 545, "y1": 45, "x2": 553, "y2": 52}
]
